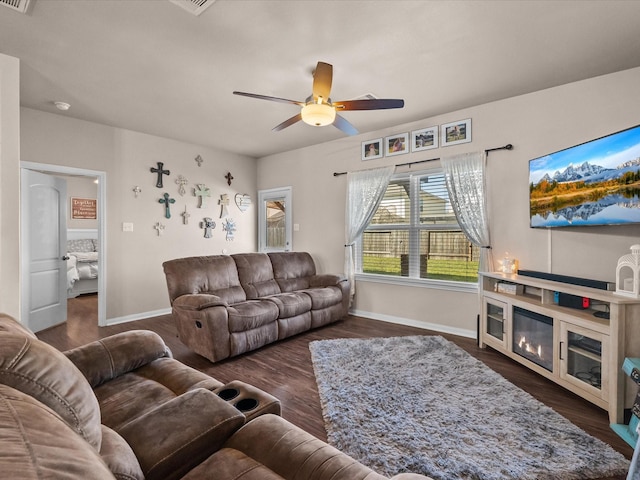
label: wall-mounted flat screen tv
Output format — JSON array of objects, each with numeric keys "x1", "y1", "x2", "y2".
[{"x1": 529, "y1": 124, "x2": 640, "y2": 228}]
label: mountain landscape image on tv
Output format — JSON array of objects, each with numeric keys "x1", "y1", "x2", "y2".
[{"x1": 529, "y1": 124, "x2": 640, "y2": 228}]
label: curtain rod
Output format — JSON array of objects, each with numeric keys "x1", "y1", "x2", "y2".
[{"x1": 332, "y1": 143, "x2": 513, "y2": 177}]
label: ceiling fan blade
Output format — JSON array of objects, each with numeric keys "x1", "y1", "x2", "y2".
[
  {"x1": 273, "y1": 113, "x2": 303, "y2": 132},
  {"x1": 312, "y1": 62, "x2": 333, "y2": 101},
  {"x1": 233, "y1": 91, "x2": 304, "y2": 106},
  {"x1": 333, "y1": 114, "x2": 359, "y2": 136},
  {"x1": 334, "y1": 99, "x2": 405, "y2": 111}
]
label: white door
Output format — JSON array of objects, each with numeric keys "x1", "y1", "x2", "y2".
[
  {"x1": 20, "y1": 169, "x2": 68, "y2": 332},
  {"x1": 258, "y1": 187, "x2": 292, "y2": 252}
]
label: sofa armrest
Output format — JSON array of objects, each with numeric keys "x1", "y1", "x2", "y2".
[
  {"x1": 309, "y1": 273, "x2": 347, "y2": 288},
  {"x1": 118, "y1": 388, "x2": 245, "y2": 480},
  {"x1": 173, "y1": 293, "x2": 228, "y2": 311},
  {"x1": 65, "y1": 330, "x2": 171, "y2": 388}
]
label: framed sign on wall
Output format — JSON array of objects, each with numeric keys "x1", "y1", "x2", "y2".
[{"x1": 71, "y1": 197, "x2": 97, "y2": 219}]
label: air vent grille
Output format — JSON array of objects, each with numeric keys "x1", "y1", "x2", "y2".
[
  {"x1": 168, "y1": 0, "x2": 216, "y2": 16},
  {"x1": 0, "y1": 0, "x2": 31, "y2": 14}
]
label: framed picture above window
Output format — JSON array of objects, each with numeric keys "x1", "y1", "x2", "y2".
[
  {"x1": 362, "y1": 138, "x2": 383, "y2": 160},
  {"x1": 385, "y1": 133, "x2": 409, "y2": 157},
  {"x1": 411, "y1": 126, "x2": 438, "y2": 152},
  {"x1": 441, "y1": 118, "x2": 472, "y2": 147}
]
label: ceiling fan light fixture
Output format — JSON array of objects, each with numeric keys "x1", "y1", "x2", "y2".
[{"x1": 301, "y1": 102, "x2": 335, "y2": 127}]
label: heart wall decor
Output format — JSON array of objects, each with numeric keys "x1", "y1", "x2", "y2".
[{"x1": 235, "y1": 194, "x2": 252, "y2": 212}]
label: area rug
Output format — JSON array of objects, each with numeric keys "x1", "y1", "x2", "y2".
[{"x1": 309, "y1": 335, "x2": 629, "y2": 480}]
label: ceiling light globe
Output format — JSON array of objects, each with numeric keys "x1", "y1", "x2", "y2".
[{"x1": 301, "y1": 103, "x2": 336, "y2": 127}]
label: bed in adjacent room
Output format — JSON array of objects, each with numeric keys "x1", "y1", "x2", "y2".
[{"x1": 66, "y1": 229, "x2": 98, "y2": 298}]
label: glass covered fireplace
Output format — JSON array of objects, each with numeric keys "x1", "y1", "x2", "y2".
[{"x1": 512, "y1": 307, "x2": 553, "y2": 371}]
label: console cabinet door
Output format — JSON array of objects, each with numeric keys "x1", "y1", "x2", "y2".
[
  {"x1": 559, "y1": 322, "x2": 609, "y2": 402},
  {"x1": 482, "y1": 297, "x2": 509, "y2": 350}
]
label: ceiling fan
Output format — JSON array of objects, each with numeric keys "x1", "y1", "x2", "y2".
[{"x1": 233, "y1": 61, "x2": 404, "y2": 136}]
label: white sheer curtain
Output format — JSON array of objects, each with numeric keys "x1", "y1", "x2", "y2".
[
  {"x1": 344, "y1": 166, "x2": 394, "y2": 301},
  {"x1": 441, "y1": 151, "x2": 494, "y2": 273}
]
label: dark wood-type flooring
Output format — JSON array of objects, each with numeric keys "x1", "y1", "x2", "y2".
[{"x1": 37, "y1": 294, "x2": 634, "y2": 480}]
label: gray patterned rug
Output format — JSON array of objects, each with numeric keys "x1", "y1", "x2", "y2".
[{"x1": 309, "y1": 335, "x2": 629, "y2": 480}]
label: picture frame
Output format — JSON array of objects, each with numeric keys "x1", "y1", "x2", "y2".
[
  {"x1": 441, "y1": 118, "x2": 472, "y2": 147},
  {"x1": 411, "y1": 126, "x2": 438, "y2": 152},
  {"x1": 362, "y1": 138, "x2": 383, "y2": 160},
  {"x1": 385, "y1": 133, "x2": 409, "y2": 157},
  {"x1": 71, "y1": 197, "x2": 97, "y2": 219}
]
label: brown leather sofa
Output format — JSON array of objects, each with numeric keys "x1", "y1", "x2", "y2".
[
  {"x1": 163, "y1": 252, "x2": 350, "y2": 363},
  {"x1": 0, "y1": 314, "x2": 431, "y2": 480}
]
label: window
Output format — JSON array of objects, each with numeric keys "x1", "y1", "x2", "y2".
[
  {"x1": 357, "y1": 169, "x2": 479, "y2": 284},
  {"x1": 258, "y1": 187, "x2": 292, "y2": 252}
]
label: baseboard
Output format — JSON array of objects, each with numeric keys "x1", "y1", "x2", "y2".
[
  {"x1": 105, "y1": 307, "x2": 171, "y2": 326},
  {"x1": 350, "y1": 308, "x2": 477, "y2": 339}
]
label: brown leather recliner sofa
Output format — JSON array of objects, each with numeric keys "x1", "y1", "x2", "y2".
[
  {"x1": 163, "y1": 252, "x2": 350, "y2": 363},
  {"x1": 0, "y1": 314, "x2": 430, "y2": 480}
]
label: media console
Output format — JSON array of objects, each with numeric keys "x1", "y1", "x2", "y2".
[{"x1": 479, "y1": 271, "x2": 640, "y2": 428}]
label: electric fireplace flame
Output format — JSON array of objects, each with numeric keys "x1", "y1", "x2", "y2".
[{"x1": 517, "y1": 336, "x2": 543, "y2": 361}]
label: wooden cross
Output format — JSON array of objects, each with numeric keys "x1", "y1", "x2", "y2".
[
  {"x1": 181, "y1": 206, "x2": 190, "y2": 225},
  {"x1": 195, "y1": 155, "x2": 203, "y2": 167},
  {"x1": 151, "y1": 162, "x2": 170, "y2": 188},
  {"x1": 154, "y1": 222, "x2": 165, "y2": 236},
  {"x1": 223, "y1": 218, "x2": 236, "y2": 242},
  {"x1": 159, "y1": 193, "x2": 176, "y2": 218},
  {"x1": 133, "y1": 186, "x2": 142, "y2": 198},
  {"x1": 219, "y1": 193, "x2": 230, "y2": 218},
  {"x1": 175, "y1": 175, "x2": 188, "y2": 196},
  {"x1": 225, "y1": 172, "x2": 234, "y2": 186},
  {"x1": 194, "y1": 184, "x2": 211, "y2": 208},
  {"x1": 200, "y1": 217, "x2": 216, "y2": 238}
]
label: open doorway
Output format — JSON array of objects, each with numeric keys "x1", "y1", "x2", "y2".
[{"x1": 20, "y1": 161, "x2": 106, "y2": 328}]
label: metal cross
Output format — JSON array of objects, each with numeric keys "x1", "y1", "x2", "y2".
[
  {"x1": 200, "y1": 217, "x2": 216, "y2": 238},
  {"x1": 194, "y1": 184, "x2": 211, "y2": 208},
  {"x1": 223, "y1": 218, "x2": 236, "y2": 242},
  {"x1": 181, "y1": 206, "x2": 190, "y2": 225},
  {"x1": 154, "y1": 222, "x2": 165, "y2": 236},
  {"x1": 175, "y1": 175, "x2": 189, "y2": 196},
  {"x1": 225, "y1": 172, "x2": 234, "y2": 186},
  {"x1": 195, "y1": 155, "x2": 203, "y2": 167},
  {"x1": 219, "y1": 193, "x2": 230, "y2": 218},
  {"x1": 159, "y1": 193, "x2": 176, "y2": 218},
  {"x1": 133, "y1": 186, "x2": 142, "y2": 198},
  {"x1": 151, "y1": 162, "x2": 170, "y2": 188}
]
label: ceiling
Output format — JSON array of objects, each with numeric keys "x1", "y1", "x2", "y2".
[{"x1": 2, "y1": 1, "x2": 640, "y2": 159}]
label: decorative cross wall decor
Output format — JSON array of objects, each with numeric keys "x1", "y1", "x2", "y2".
[
  {"x1": 194, "y1": 184, "x2": 211, "y2": 208},
  {"x1": 175, "y1": 175, "x2": 189, "y2": 196},
  {"x1": 195, "y1": 155, "x2": 203, "y2": 167},
  {"x1": 151, "y1": 162, "x2": 170, "y2": 188},
  {"x1": 133, "y1": 186, "x2": 142, "y2": 198},
  {"x1": 219, "y1": 193, "x2": 230, "y2": 218},
  {"x1": 159, "y1": 193, "x2": 176, "y2": 219},
  {"x1": 200, "y1": 217, "x2": 216, "y2": 238},
  {"x1": 181, "y1": 206, "x2": 190, "y2": 225},
  {"x1": 225, "y1": 172, "x2": 234, "y2": 186},
  {"x1": 223, "y1": 218, "x2": 236, "y2": 241},
  {"x1": 154, "y1": 222, "x2": 165, "y2": 236}
]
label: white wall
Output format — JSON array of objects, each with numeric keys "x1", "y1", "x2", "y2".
[
  {"x1": 0, "y1": 53, "x2": 20, "y2": 319},
  {"x1": 20, "y1": 108, "x2": 257, "y2": 322},
  {"x1": 257, "y1": 67, "x2": 640, "y2": 336}
]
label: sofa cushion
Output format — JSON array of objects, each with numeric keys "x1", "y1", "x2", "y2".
[
  {"x1": 163, "y1": 255, "x2": 247, "y2": 304},
  {"x1": 0, "y1": 384, "x2": 115, "y2": 480},
  {"x1": 233, "y1": 253, "x2": 281, "y2": 299},
  {"x1": 268, "y1": 252, "x2": 316, "y2": 292},
  {"x1": 0, "y1": 314, "x2": 37, "y2": 339},
  {"x1": 301, "y1": 286, "x2": 343, "y2": 310},
  {"x1": 265, "y1": 292, "x2": 312, "y2": 318},
  {"x1": 227, "y1": 300, "x2": 279, "y2": 333},
  {"x1": 100, "y1": 425, "x2": 144, "y2": 480},
  {"x1": 0, "y1": 332, "x2": 103, "y2": 450}
]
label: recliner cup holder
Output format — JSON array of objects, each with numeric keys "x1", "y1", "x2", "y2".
[
  {"x1": 234, "y1": 398, "x2": 259, "y2": 412},
  {"x1": 217, "y1": 388, "x2": 240, "y2": 401}
]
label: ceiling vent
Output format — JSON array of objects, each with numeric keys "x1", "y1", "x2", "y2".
[
  {"x1": 168, "y1": 0, "x2": 216, "y2": 16},
  {"x1": 0, "y1": 0, "x2": 32, "y2": 14}
]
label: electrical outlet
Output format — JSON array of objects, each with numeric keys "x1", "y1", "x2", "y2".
[{"x1": 122, "y1": 222, "x2": 134, "y2": 232}]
